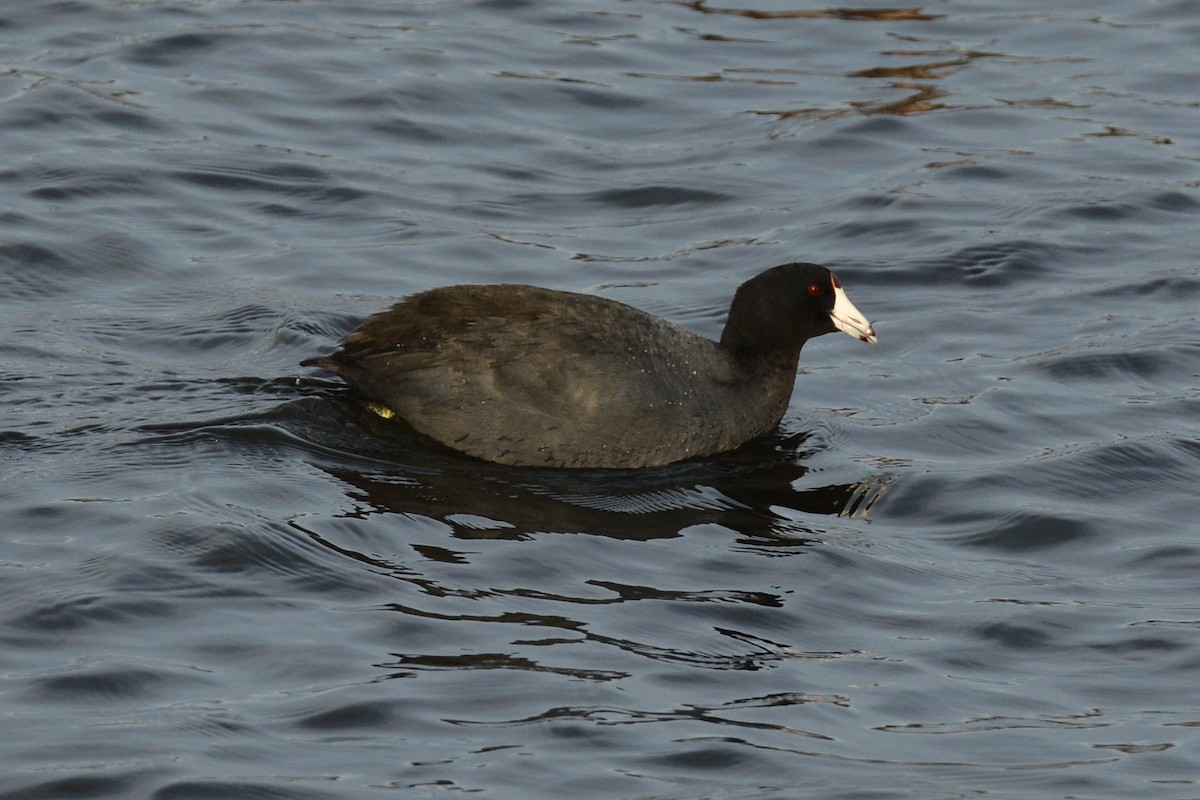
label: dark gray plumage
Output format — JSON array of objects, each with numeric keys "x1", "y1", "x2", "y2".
[{"x1": 303, "y1": 262, "x2": 876, "y2": 468}]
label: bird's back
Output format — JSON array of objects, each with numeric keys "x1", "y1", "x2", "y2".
[{"x1": 308, "y1": 284, "x2": 790, "y2": 468}]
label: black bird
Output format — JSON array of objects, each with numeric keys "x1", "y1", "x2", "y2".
[{"x1": 303, "y1": 262, "x2": 877, "y2": 468}]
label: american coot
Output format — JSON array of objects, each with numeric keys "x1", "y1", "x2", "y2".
[{"x1": 303, "y1": 262, "x2": 876, "y2": 469}]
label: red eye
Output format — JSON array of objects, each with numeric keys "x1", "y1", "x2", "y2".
[{"x1": 807, "y1": 283, "x2": 823, "y2": 297}]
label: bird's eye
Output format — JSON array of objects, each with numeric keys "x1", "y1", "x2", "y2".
[{"x1": 807, "y1": 283, "x2": 823, "y2": 297}]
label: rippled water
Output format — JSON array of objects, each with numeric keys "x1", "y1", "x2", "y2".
[{"x1": 3, "y1": 1, "x2": 1199, "y2": 798}]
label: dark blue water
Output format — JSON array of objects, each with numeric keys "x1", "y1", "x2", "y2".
[{"x1": 2, "y1": 1, "x2": 1199, "y2": 798}]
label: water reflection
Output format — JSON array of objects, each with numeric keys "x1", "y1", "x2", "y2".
[
  {"x1": 133, "y1": 380, "x2": 887, "y2": 546},
  {"x1": 680, "y1": 3, "x2": 941, "y2": 22},
  {"x1": 302, "y1": 401, "x2": 885, "y2": 543}
]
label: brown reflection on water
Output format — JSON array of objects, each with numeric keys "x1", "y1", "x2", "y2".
[
  {"x1": 853, "y1": 56, "x2": 971, "y2": 81},
  {"x1": 681, "y1": 2, "x2": 941, "y2": 22},
  {"x1": 856, "y1": 81, "x2": 947, "y2": 115},
  {"x1": 752, "y1": 51, "x2": 1000, "y2": 119},
  {"x1": 850, "y1": 52, "x2": 991, "y2": 115}
]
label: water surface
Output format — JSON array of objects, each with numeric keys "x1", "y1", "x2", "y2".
[{"x1": 2, "y1": 1, "x2": 1199, "y2": 798}]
